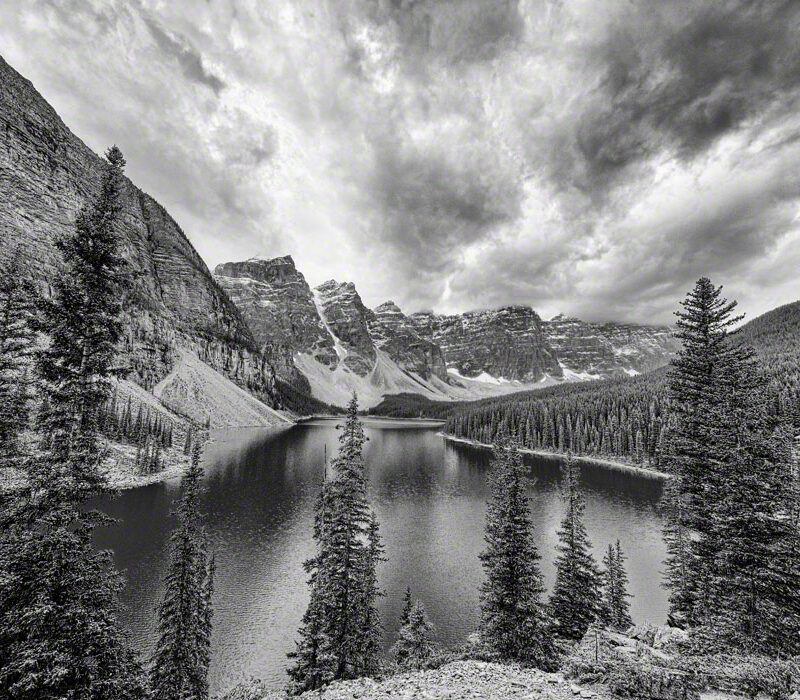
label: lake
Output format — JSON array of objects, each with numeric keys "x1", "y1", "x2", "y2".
[{"x1": 91, "y1": 418, "x2": 668, "y2": 695}]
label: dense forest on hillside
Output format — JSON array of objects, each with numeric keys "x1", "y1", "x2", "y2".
[{"x1": 373, "y1": 301, "x2": 800, "y2": 467}]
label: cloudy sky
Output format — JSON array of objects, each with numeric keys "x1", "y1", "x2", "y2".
[{"x1": 2, "y1": 0, "x2": 799, "y2": 323}]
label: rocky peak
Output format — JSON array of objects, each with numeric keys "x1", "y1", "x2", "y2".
[
  {"x1": 313, "y1": 280, "x2": 376, "y2": 376},
  {"x1": 368, "y1": 301, "x2": 448, "y2": 381},
  {"x1": 214, "y1": 255, "x2": 298, "y2": 285},
  {"x1": 214, "y1": 256, "x2": 338, "y2": 380},
  {"x1": 409, "y1": 306, "x2": 563, "y2": 382},
  {"x1": 543, "y1": 315, "x2": 679, "y2": 377}
]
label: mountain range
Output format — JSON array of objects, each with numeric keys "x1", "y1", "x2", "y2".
[
  {"x1": 214, "y1": 256, "x2": 680, "y2": 408},
  {"x1": 0, "y1": 54, "x2": 679, "y2": 415}
]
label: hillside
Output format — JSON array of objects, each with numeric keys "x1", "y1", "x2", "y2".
[
  {"x1": 374, "y1": 298, "x2": 800, "y2": 467},
  {"x1": 0, "y1": 54, "x2": 328, "y2": 423}
]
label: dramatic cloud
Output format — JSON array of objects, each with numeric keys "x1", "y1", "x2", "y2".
[{"x1": 1, "y1": 0, "x2": 799, "y2": 323}]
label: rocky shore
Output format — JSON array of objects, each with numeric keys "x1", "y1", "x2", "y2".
[{"x1": 246, "y1": 661, "x2": 611, "y2": 700}]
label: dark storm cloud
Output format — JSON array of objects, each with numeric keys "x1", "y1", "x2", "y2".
[
  {"x1": 4, "y1": 0, "x2": 800, "y2": 323},
  {"x1": 565, "y1": 1, "x2": 800, "y2": 194},
  {"x1": 383, "y1": 0, "x2": 524, "y2": 65},
  {"x1": 143, "y1": 17, "x2": 226, "y2": 95},
  {"x1": 366, "y1": 130, "x2": 522, "y2": 276}
]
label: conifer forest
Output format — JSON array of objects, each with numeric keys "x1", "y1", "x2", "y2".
[{"x1": 3, "y1": 3, "x2": 800, "y2": 698}]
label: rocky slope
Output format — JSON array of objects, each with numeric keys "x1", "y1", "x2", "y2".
[
  {"x1": 543, "y1": 314, "x2": 681, "y2": 379},
  {"x1": 215, "y1": 257, "x2": 461, "y2": 408},
  {"x1": 0, "y1": 54, "x2": 286, "y2": 422},
  {"x1": 214, "y1": 256, "x2": 335, "y2": 390},
  {"x1": 242, "y1": 661, "x2": 611, "y2": 700},
  {"x1": 313, "y1": 280, "x2": 377, "y2": 376},
  {"x1": 410, "y1": 307, "x2": 563, "y2": 383},
  {"x1": 367, "y1": 301, "x2": 448, "y2": 382}
]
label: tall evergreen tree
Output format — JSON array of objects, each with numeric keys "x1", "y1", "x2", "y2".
[
  {"x1": 600, "y1": 541, "x2": 633, "y2": 632},
  {"x1": 0, "y1": 147, "x2": 147, "y2": 698},
  {"x1": 0, "y1": 253, "x2": 35, "y2": 470},
  {"x1": 700, "y1": 352, "x2": 800, "y2": 656},
  {"x1": 548, "y1": 453, "x2": 602, "y2": 640},
  {"x1": 479, "y1": 434, "x2": 557, "y2": 669},
  {"x1": 150, "y1": 440, "x2": 215, "y2": 700},
  {"x1": 662, "y1": 278, "x2": 743, "y2": 625},
  {"x1": 288, "y1": 395, "x2": 384, "y2": 693}
]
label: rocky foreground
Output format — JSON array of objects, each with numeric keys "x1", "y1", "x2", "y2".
[{"x1": 275, "y1": 662, "x2": 609, "y2": 700}]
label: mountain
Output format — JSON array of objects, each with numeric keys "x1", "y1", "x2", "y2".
[
  {"x1": 0, "y1": 54, "x2": 288, "y2": 426},
  {"x1": 409, "y1": 307, "x2": 563, "y2": 382},
  {"x1": 215, "y1": 258, "x2": 466, "y2": 408},
  {"x1": 215, "y1": 255, "x2": 679, "y2": 409},
  {"x1": 543, "y1": 314, "x2": 681, "y2": 378},
  {"x1": 367, "y1": 301, "x2": 448, "y2": 382}
]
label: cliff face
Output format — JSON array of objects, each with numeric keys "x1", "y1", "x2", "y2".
[
  {"x1": 543, "y1": 314, "x2": 680, "y2": 377},
  {"x1": 213, "y1": 256, "x2": 337, "y2": 391},
  {"x1": 312, "y1": 280, "x2": 376, "y2": 377},
  {"x1": 367, "y1": 301, "x2": 448, "y2": 382},
  {"x1": 409, "y1": 306, "x2": 563, "y2": 382},
  {"x1": 0, "y1": 54, "x2": 280, "y2": 407}
]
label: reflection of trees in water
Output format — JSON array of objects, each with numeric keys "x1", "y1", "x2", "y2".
[{"x1": 89, "y1": 422, "x2": 669, "y2": 694}]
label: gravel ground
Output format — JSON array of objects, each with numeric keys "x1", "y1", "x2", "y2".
[{"x1": 289, "y1": 661, "x2": 612, "y2": 700}]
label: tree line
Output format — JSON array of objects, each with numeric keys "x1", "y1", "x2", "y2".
[
  {"x1": 0, "y1": 148, "x2": 215, "y2": 699},
  {"x1": 441, "y1": 298, "x2": 800, "y2": 469},
  {"x1": 287, "y1": 396, "x2": 637, "y2": 693}
]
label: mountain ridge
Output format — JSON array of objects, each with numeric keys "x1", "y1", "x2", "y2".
[
  {"x1": 215, "y1": 254, "x2": 680, "y2": 408},
  {"x1": 0, "y1": 53, "x2": 288, "y2": 425}
]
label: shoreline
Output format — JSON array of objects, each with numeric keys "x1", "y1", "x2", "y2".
[
  {"x1": 299, "y1": 414, "x2": 446, "y2": 427},
  {"x1": 439, "y1": 432, "x2": 671, "y2": 480}
]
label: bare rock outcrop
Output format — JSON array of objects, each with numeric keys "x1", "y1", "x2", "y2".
[{"x1": 0, "y1": 54, "x2": 280, "y2": 407}]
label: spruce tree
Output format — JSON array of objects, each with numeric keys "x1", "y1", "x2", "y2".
[
  {"x1": 0, "y1": 253, "x2": 35, "y2": 469},
  {"x1": 400, "y1": 587, "x2": 413, "y2": 628},
  {"x1": 392, "y1": 599, "x2": 437, "y2": 670},
  {"x1": 479, "y1": 434, "x2": 557, "y2": 669},
  {"x1": 548, "y1": 453, "x2": 602, "y2": 640},
  {"x1": 0, "y1": 147, "x2": 147, "y2": 698},
  {"x1": 700, "y1": 351, "x2": 800, "y2": 656},
  {"x1": 601, "y1": 541, "x2": 633, "y2": 631},
  {"x1": 150, "y1": 440, "x2": 215, "y2": 700},
  {"x1": 288, "y1": 395, "x2": 384, "y2": 693},
  {"x1": 662, "y1": 278, "x2": 743, "y2": 625}
]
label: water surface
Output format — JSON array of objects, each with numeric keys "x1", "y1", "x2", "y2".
[{"x1": 91, "y1": 418, "x2": 667, "y2": 695}]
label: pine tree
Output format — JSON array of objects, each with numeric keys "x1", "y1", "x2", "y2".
[
  {"x1": 549, "y1": 453, "x2": 602, "y2": 640},
  {"x1": 288, "y1": 394, "x2": 384, "y2": 693},
  {"x1": 0, "y1": 253, "x2": 35, "y2": 469},
  {"x1": 392, "y1": 599, "x2": 437, "y2": 670},
  {"x1": 150, "y1": 440, "x2": 215, "y2": 699},
  {"x1": 662, "y1": 278, "x2": 743, "y2": 626},
  {"x1": 0, "y1": 147, "x2": 147, "y2": 698},
  {"x1": 600, "y1": 541, "x2": 633, "y2": 631},
  {"x1": 479, "y1": 434, "x2": 558, "y2": 669},
  {"x1": 400, "y1": 587, "x2": 413, "y2": 628},
  {"x1": 699, "y1": 353, "x2": 800, "y2": 656}
]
